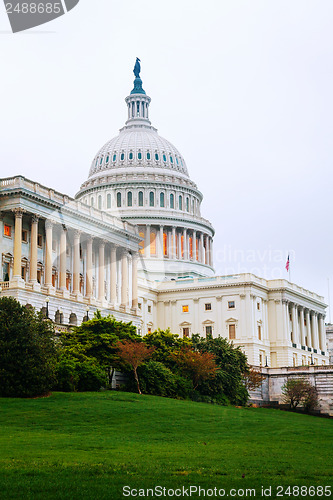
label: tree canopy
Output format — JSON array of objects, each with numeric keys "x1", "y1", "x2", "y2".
[{"x1": 0, "y1": 297, "x2": 57, "y2": 397}]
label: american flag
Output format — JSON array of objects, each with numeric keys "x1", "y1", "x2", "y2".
[{"x1": 285, "y1": 254, "x2": 290, "y2": 272}]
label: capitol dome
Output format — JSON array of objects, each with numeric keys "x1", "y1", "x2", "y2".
[
  {"x1": 89, "y1": 129, "x2": 190, "y2": 179},
  {"x1": 76, "y1": 60, "x2": 214, "y2": 279}
]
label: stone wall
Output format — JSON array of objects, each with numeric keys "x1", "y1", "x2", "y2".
[{"x1": 249, "y1": 365, "x2": 333, "y2": 416}]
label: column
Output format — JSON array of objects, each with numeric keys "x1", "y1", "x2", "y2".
[
  {"x1": 98, "y1": 241, "x2": 105, "y2": 302},
  {"x1": 200, "y1": 233, "x2": 204, "y2": 263},
  {"x1": 59, "y1": 226, "x2": 67, "y2": 290},
  {"x1": 167, "y1": 229, "x2": 171, "y2": 258},
  {"x1": 12, "y1": 209, "x2": 23, "y2": 280},
  {"x1": 183, "y1": 229, "x2": 187, "y2": 260},
  {"x1": 318, "y1": 315, "x2": 326, "y2": 352},
  {"x1": 172, "y1": 227, "x2": 176, "y2": 259},
  {"x1": 305, "y1": 309, "x2": 312, "y2": 347},
  {"x1": 29, "y1": 215, "x2": 39, "y2": 283},
  {"x1": 121, "y1": 250, "x2": 129, "y2": 307},
  {"x1": 210, "y1": 238, "x2": 214, "y2": 267},
  {"x1": 86, "y1": 236, "x2": 93, "y2": 298},
  {"x1": 290, "y1": 303, "x2": 297, "y2": 344},
  {"x1": 159, "y1": 225, "x2": 164, "y2": 258},
  {"x1": 73, "y1": 230, "x2": 81, "y2": 294},
  {"x1": 193, "y1": 230, "x2": 197, "y2": 261},
  {"x1": 299, "y1": 307, "x2": 305, "y2": 346},
  {"x1": 132, "y1": 252, "x2": 138, "y2": 309},
  {"x1": 145, "y1": 225, "x2": 150, "y2": 258},
  {"x1": 311, "y1": 312, "x2": 320, "y2": 350},
  {"x1": 44, "y1": 220, "x2": 53, "y2": 287},
  {"x1": 110, "y1": 244, "x2": 117, "y2": 305},
  {"x1": 205, "y1": 235, "x2": 209, "y2": 264},
  {"x1": 177, "y1": 230, "x2": 181, "y2": 259}
]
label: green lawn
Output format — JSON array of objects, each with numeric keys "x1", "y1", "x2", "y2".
[{"x1": 0, "y1": 392, "x2": 332, "y2": 499}]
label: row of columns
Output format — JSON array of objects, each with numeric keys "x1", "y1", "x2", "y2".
[
  {"x1": 143, "y1": 224, "x2": 213, "y2": 266},
  {"x1": 285, "y1": 301, "x2": 326, "y2": 352},
  {"x1": 11, "y1": 210, "x2": 138, "y2": 309}
]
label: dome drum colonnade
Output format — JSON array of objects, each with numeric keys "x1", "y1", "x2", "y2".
[{"x1": 76, "y1": 63, "x2": 215, "y2": 278}]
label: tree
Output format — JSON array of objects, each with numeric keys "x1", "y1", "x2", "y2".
[
  {"x1": 0, "y1": 297, "x2": 57, "y2": 397},
  {"x1": 243, "y1": 367, "x2": 266, "y2": 391},
  {"x1": 191, "y1": 334, "x2": 249, "y2": 405},
  {"x1": 173, "y1": 346, "x2": 217, "y2": 389},
  {"x1": 58, "y1": 313, "x2": 140, "y2": 386},
  {"x1": 143, "y1": 329, "x2": 192, "y2": 368},
  {"x1": 282, "y1": 378, "x2": 319, "y2": 410},
  {"x1": 117, "y1": 341, "x2": 155, "y2": 394}
]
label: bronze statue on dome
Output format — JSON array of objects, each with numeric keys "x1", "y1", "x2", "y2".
[{"x1": 134, "y1": 58, "x2": 141, "y2": 79}]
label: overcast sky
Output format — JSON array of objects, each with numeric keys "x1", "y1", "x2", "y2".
[{"x1": 1, "y1": 1, "x2": 333, "y2": 315}]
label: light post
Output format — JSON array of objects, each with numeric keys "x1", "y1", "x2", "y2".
[
  {"x1": 45, "y1": 297, "x2": 50, "y2": 319},
  {"x1": 86, "y1": 306, "x2": 90, "y2": 321}
]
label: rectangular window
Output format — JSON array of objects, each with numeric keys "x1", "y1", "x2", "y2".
[
  {"x1": 257, "y1": 302, "x2": 260, "y2": 310},
  {"x1": 229, "y1": 324, "x2": 236, "y2": 340},
  {"x1": 4, "y1": 225, "x2": 12, "y2": 237},
  {"x1": 148, "y1": 305, "x2": 152, "y2": 313},
  {"x1": 258, "y1": 325, "x2": 262, "y2": 341},
  {"x1": 228, "y1": 301, "x2": 235, "y2": 309},
  {"x1": 22, "y1": 230, "x2": 28, "y2": 243},
  {"x1": 37, "y1": 234, "x2": 43, "y2": 247},
  {"x1": 206, "y1": 325, "x2": 212, "y2": 337},
  {"x1": 183, "y1": 328, "x2": 189, "y2": 338},
  {"x1": 147, "y1": 328, "x2": 152, "y2": 334},
  {"x1": 259, "y1": 352, "x2": 263, "y2": 367},
  {"x1": 138, "y1": 303, "x2": 142, "y2": 310},
  {"x1": 182, "y1": 305, "x2": 189, "y2": 313},
  {"x1": 205, "y1": 303, "x2": 212, "y2": 311}
]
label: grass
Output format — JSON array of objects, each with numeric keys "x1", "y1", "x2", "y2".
[{"x1": 0, "y1": 392, "x2": 332, "y2": 499}]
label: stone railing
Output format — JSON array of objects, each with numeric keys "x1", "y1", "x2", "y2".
[{"x1": 0, "y1": 175, "x2": 138, "y2": 235}]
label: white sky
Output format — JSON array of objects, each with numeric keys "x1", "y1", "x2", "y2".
[{"x1": 1, "y1": 0, "x2": 333, "y2": 314}]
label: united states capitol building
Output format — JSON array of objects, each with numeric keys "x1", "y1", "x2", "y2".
[{"x1": 0, "y1": 61, "x2": 329, "y2": 368}]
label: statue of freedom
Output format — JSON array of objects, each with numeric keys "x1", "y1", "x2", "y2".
[{"x1": 134, "y1": 58, "x2": 141, "y2": 78}]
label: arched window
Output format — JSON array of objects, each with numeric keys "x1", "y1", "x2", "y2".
[
  {"x1": 98, "y1": 195, "x2": 102, "y2": 210},
  {"x1": 113, "y1": 154, "x2": 117, "y2": 162},
  {"x1": 170, "y1": 156, "x2": 173, "y2": 164},
  {"x1": 155, "y1": 153, "x2": 159, "y2": 161},
  {"x1": 107, "y1": 194, "x2": 111, "y2": 209},
  {"x1": 129, "y1": 152, "x2": 133, "y2": 160},
  {"x1": 95, "y1": 158, "x2": 98, "y2": 167},
  {"x1": 160, "y1": 192, "x2": 165, "y2": 207},
  {"x1": 91, "y1": 197, "x2": 94, "y2": 207},
  {"x1": 121, "y1": 153, "x2": 125, "y2": 161},
  {"x1": 127, "y1": 191, "x2": 133, "y2": 207},
  {"x1": 179, "y1": 195, "x2": 183, "y2": 211},
  {"x1": 138, "y1": 191, "x2": 144, "y2": 206},
  {"x1": 138, "y1": 152, "x2": 142, "y2": 160},
  {"x1": 163, "y1": 154, "x2": 167, "y2": 162},
  {"x1": 106, "y1": 155, "x2": 109, "y2": 164},
  {"x1": 100, "y1": 157, "x2": 103, "y2": 165},
  {"x1": 170, "y1": 193, "x2": 174, "y2": 209},
  {"x1": 176, "y1": 157, "x2": 179, "y2": 165},
  {"x1": 147, "y1": 151, "x2": 151, "y2": 160},
  {"x1": 117, "y1": 192, "x2": 121, "y2": 207},
  {"x1": 150, "y1": 192, "x2": 155, "y2": 207},
  {"x1": 186, "y1": 197, "x2": 189, "y2": 212}
]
